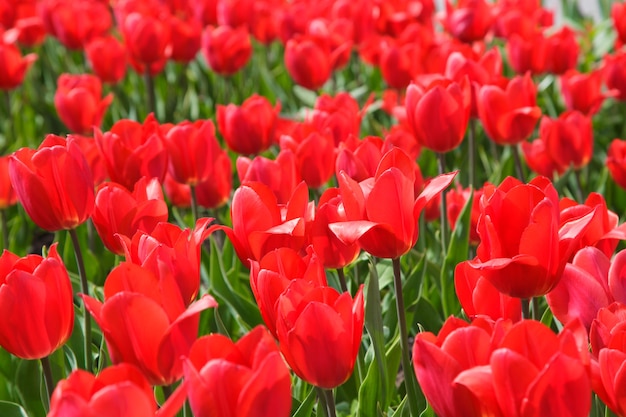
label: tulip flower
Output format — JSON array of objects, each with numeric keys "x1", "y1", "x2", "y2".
[
  {"x1": 285, "y1": 33, "x2": 332, "y2": 90},
  {"x1": 543, "y1": 26, "x2": 580, "y2": 75},
  {"x1": 0, "y1": 40, "x2": 36, "y2": 90},
  {"x1": 335, "y1": 135, "x2": 385, "y2": 182},
  {"x1": 91, "y1": 177, "x2": 168, "y2": 255},
  {"x1": 460, "y1": 176, "x2": 595, "y2": 299},
  {"x1": 95, "y1": 114, "x2": 168, "y2": 190},
  {"x1": 505, "y1": 31, "x2": 547, "y2": 75},
  {"x1": 589, "y1": 302, "x2": 626, "y2": 354},
  {"x1": 376, "y1": 34, "x2": 423, "y2": 90},
  {"x1": 217, "y1": 94, "x2": 280, "y2": 155},
  {"x1": 85, "y1": 35, "x2": 128, "y2": 85},
  {"x1": 9, "y1": 135, "x2": 94, "y2": 231},
  {"x1": 249, "y1": 247, "x2": 328, "y2": 337},
  {"x1": 330, "y1": 147, "x2": 456, "y2": 259},
  {"x1": 593, "y1": 347, "x2": 626, "y2": 417},
  {"x1": 201, "y1": 25, "x2": 252, "y2": 75},
  {"x1": 443, "y1": 0, "x2": 493, "y2": 43},
  {"x1": 82, "y1": 268, "x2": 218, "y2": 385},
  {"x1": 184, "y1": 326, "x2": 292, "y2": 417},
  {"x1": 0, "y1": 244, "x2": 73, "y2": 359},
  {"x1": 236, "y1": 151, "x2": 301, "y2": 205},
  {"x1": 280, "y1": 131, "x2": 336, "y2": 189},
  {"x1": 560, "y1": 68, "x2": 615, "y2": 116},
  {"x1": 604, "y1": 51, "x2": 626, "y2": 101},
  {"x1": 162, "y1": 160, "x2": 232, "y2": 210},
  {"x1": 446, "y1": 184, "x2": 484, "y2": 245},
  {"x1": 275, "y1": 279, "x2": 364, "y2": 388},
  {"x1": 612, "y1": 1, "x2": 626, "y2": 47},
  {"x1": 607, "y1": 138, "x2": 626, "y2": 190},
  {"x1": 0, "y1": 156, "x2": 17, "y2": 210},
  {"x1": 48, "y1": 364, "x2": 158, "y2": 417},
  {"x1": 54, "y1": 73, "x2": 113, "y2": 135},
  {"x1": 413, "y1": 317, "x2": 591, "y2": 417},
  {"x1": 118, "y1": 7, "x2": 171, "y2": 75},
  {"x1": 169, "y1": 14, "x2": 202, "y2": 63},
  {"x1": 405, "y1": 77, "x2": 471, "y2": 153},
  {"x1": 477, "y1": 73, "x2": 541, "y2": 145},
  {"x1": 311, "y1": 92, "x2": 367, "y2": 146}
]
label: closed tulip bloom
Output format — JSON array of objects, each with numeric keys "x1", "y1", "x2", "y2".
[
  {"x1": 48, "y1": 364, "x2": 158, "y2": 417},
  {"x1": 477, "y1": 73, "x2": 542, "y2": 145},
  {"x1": 82, "y1": 268, "x2": 218, "y2": 385},
  {"x1": 164, "y1": 119, "x2": 220, "y2": 185},
  {"x1": 0, "y1": 41, "x2": 36, "y2": 90},
  {"x1": 169, "y1": 15, "x2": 201, "y2": 63},
  {"x1": 462, "y1": 176, "x2": 595, "y2": 298},
  {"x1": 280, "y1": 131, "x2": 336, "y2": 189},
  {"x1": 446, "y1": 184, "x2": 484, "y2": 245},
  {"x1": 330, "y1": 148, "x2": 456, "y2": 259},
  {"x1": 91, "y1": 177, "x2": 168, "y2": 255},
  {"x1": 607, "y1": 138, "x2": 626, "y2": 190},
  {"x1": 249, "y1": 247, "x2": 328, "y2": 337},
  {"x1": 560, "y1": 69, "x2": 614, "y2": 116},
  {"x1": 593, "y1": 347, "x2": 626, "y2": 417},
  {"x1": 54, "y1": 73, "x2": 113, "y2": 135},
  {"x1": 85, "y1": 35, "x2": 128, "y2": 84},
  {"x1": 184, "y1": 326, "x2": 292, "y2": 417},
  {"x1": 0, "y1": 156, "x2": 17, "y2": 209},
  {"x1": 10, "y1": 135, "x2": 94, "y2": 231},
  {"x1": 604, "y1": 52, "x2": 626, "y2": 101},
  {"x1": 201, "y1": 25, "x2": 252, "y2": 75},
  {"x1": 0, "y1": 244, "x2": 73, "y2": 359},
  {"x1": 443, "y1": 0, "x2": 493, "y2": 43},
  {"x1": 544, "y1": 26, "x2": 579, "y2": 75},
  {"x1": 505, "y1": 31, "x2": 547, "y2": 75},
  {"x1": 276, "y1": 280, "x2": 364, "y2": 389},
  {"x1": 589, "y1": 302, "x2": 626, "y2": 354},
  {"x1": 95, "y1": 114, "x2": 168, "y2": 190},
  {"x1": 612, "y1": 2, "x2": 626, "y2": 46},
  {"x1": 236, "y1": 151, "x2": 301, "y2": 205},
  {"x1": 119, "y1": 10, "x2": 171, "y2": 72},
  {"x1": 285, "y1": 34, "x2": 332, "y2": 90},
  {"x1": 377, "y1": 37, "x2": 422, "y2": 90},
  {"x1": 405, "y1": 77, "x2": 471, "y2": 153},
  {"x1": 217, "y1": 94, "x2": 279, "y2": 155}
]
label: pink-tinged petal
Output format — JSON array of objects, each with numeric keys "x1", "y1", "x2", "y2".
[
  {"x1": 491, "y1": 348, "x2": 539, "y2": 417},
  {"x1": 414, "y1": 171, "x2": 457, "y2": 218},
  {"x1": 337, "y1": 171, "x2": 367, "y2": 220},
  {"x1": 558, "y1": 207, "x2": 598, "y2": 262},
  {"x1": 413, "y1": 336, "x2": 464, "y2": 417},
  {"x1": 599, "y1": 349, "x2": 626, "y2": 413},
  {"x1": 572, "y1": 247, "x2": 611, "y2": 295},
  {"x1": 328, "y1": 220, "x2": 380, "y2": 246},
  {"x1": 374, "y1": 147, "x2": 415, "y2": 182},
  {"x1": 521, "y1": 353, "x2": 591, "y2": 417}
]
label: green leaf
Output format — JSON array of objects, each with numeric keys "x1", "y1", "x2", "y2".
[
  {"x1": 0, "y1": 401, "x2": 29, "y2": 417},
  {"x1": 439, "y1": 190, "x2": 473, "y2": 318},
  {"x1": 292, "y1": 385, "x2": 316, "y2": 417},
  {"x1": 15, "y1": 359, "x2": 45, "y2": 417}
]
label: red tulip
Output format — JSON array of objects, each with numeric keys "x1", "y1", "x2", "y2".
[
  {"x1": 280, "y1": 131, "x2": 336, "y2": 189},
  {"x1": 85, "y1": 35, "x2": 128, "y2": 84},
  {"x1": 10, "y1": 134, "x2": 94, "y2": 231},
  {"x1": 405, "y1": 77, "x2": 471, "y2": 153},
  {"x1": 604, "y1": 51, "x2": 626, "y2": 101},
  {"x1": 0, "y1": 244, "x2": 73, "y2": 359},
  {"x1": 169, "y1": 15, "x2": 201, "y2": 63},
  {"x1": 0, "y1": 156, "x2": 17, "y2": 209},
  {"x1": 119, "y1": 218, "x2": 214, "y2": 307},
  {"x1": 560, "y1": 68, "x2": 614, "y2": 116},
  {"x1": 443, "y1": 0, "x2": 493, "y2": 43},
  {"x1": 236, "y1": 151, "x2": 301, "y2": 205},
  {"x1": 54, "y1": 73, "x2": 113, "y2": 135},
  {"x1": 217, "y1": 94, "x2": 279, "y2": 155},
  {"x1": 201, "y1": 25, "x2": 252, "y2": 75},
  {"x1": 82, "y1": 273, "x2": 217, "y2": 385},
  {"x1": 285, "y1": 34, "x2": 332, "y2": 90},
  {"x1": 607, "y1": 138, "x2": 626, "y2": 190},
  {"x1": 522, "y1": 110, "x2": 593, "y2": 177},
  {"x1": 250, "y1": 247, "x2": 328, "y2": 337},
  {"x1": 589, "y1": 302, "x2": 626, "y2": 354},
  {"x1": 162, "y1": 159, "x2": 232, "y2": 210},
  {"x1": 276, "y1": 280, "x2": 364, "y2": 388},
  {"x1": 461, "y1": 176, "x2": 595, "y2": 298},
  {"x1": 0, "y1": 40, "x2": 36, "y2": 90},
  {"x1": 505, "y1": 30, "x2": 547, "y2": 75},
  {"x1": 593, "y1": 347, "x2": 626, "y2": 417},
  {"x1": 184, "y1": 326, "x2": 292, "y2": 417},
  {"x1": 543, "y1": 26, "x2": 580, "y2": 75},
  {"x1": 311, "y1": 92, "x2": 367, "y2": 146},
  {"x1": 70, "y1": 134, "x2": 107, "y2": 186},
  {"x1": 330, "y1": 148, "x2": 456, "y2": 259},
  {"x1": 95, "y1": 114, "x2": 168, "y2": 190},
  {"x1": 91, "y1": 177, "x2": 168, "y2": 255},
  {"x1": 335, "y1": 135, "x2": 384, "y2": 182},
  {"x1": 446, "y1": 184, "x2": 484, "y2": 245},
  {"x1": 214, "y1": 181, "x2": 311, "y2": 265},
  {"x1": 612, "y1": 2, "x2": 626, "y2": 47},
  {"x1": 477, "y1": 73, "x2": 542, "y2": 145},
  {"x1": 377, "y1": 36, "x2": 422, "y2": 90},
  {"x1": 48, "y1": 364, "x2": 158, "y2": 417},
  {"x1": 38, "y1": 0, "x2": 112, "y2": 50}
]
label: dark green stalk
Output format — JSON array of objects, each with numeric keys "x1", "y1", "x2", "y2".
[
  {"x1": 40, "y1": 355, "x2": 55, "y2": 402},
  {"x1": 511, "y1": 145, "x2": 526, "y2": 183},
  {"x1": 144, "y1": 68, "x2": 156, "y2": 117},
  {"x1": 392, "y1": 257, "x2": 420, "y2": 416},
  {"x1": 316, "y1": 386, "x2": 329, "y2": 417},
  {"x1": 532, "y1": 297, "x2": 541, "y2": 321},
  {"x1": 324, "y1": 389, "x2": 337, "y2": 417},
  {"x1": 189, "y1": 184, "x2": 199, "y2": 225},
  {"x1": 162, "y1": 384, "x2": 173, "y2": 401},
  {"x1": 522, "y1": 298, "x2": 530, "y2": 320},
  {"x1": 336, "y1": 267, "x2": 348, "y2": 293},
  {"x1": 69, "y1": 228, "x2": 92, "y2": 371},
  {"x1": 437, "y1": 152, "x2": 449, "y2": 254},
  {"x1": 1, "y1": 209, "x2": 8, "y2": 251}
]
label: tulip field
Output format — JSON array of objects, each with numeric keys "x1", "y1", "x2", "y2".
[{"x1": 5, "y1": 0, "x2": 626, "y2": 416}]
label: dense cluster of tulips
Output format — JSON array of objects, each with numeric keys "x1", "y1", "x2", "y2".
[{"x1": 4, "y1": 0, "x2": 626, "y2": 416}]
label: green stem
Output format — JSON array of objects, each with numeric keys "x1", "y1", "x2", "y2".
[
  {"x1": 144, "y1": 68, "x2": 156, "y2": 117},
  {"x1": 532, "y1": 297, "x2": 541, "y2": 321},
  {"x1": 324, "y1": 389, "x2": 337, "y2": 417},
  {"x1": 162, "y1": 384, "x2": 173, "y2": 401},
  {"x1": 468, "y1": 119, "x2": 476, "y2": 188},
  {"x1": 437, "y1": 152, "x2": 448, "y2": 254},
  {"x1": 392, "y1": 257, "x2": 420, "y2": 417},
  {"x1": 511, "y1": 145, "x2": 526, "y2": 183},
  {"x1": 40, "y1": 356, "x2": 55, "y2": 402},
  {"x1": 522, "y1": 298, "x2": 530, "y2": 320},
  {"x1": 336, "y1": 267, "x2": 348, "y2": 293},
  {"x1": 189, "y1": 184, "x2": 199, "y2": 225},
  {"x1": 69, "y1": 228, "x2": 92, "y2": 371},
  {"x1": 316, "y1": 386, "x2": 329, "y2": 417},
  {"x1": 1, "y1": 209, "x2": 7, "y2": 251}
]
